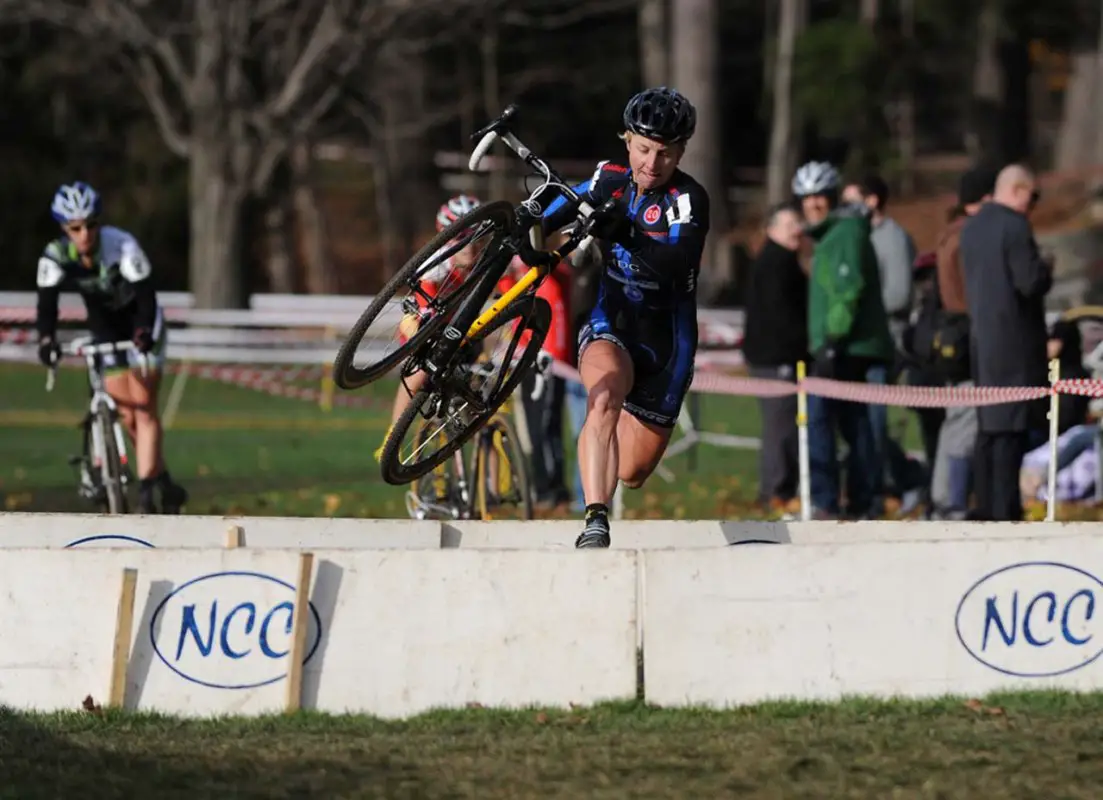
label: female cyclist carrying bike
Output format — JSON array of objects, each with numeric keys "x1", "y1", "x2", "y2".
[
  {"x1": 542, "y1": 86, "x2": 710, "y2": 548},
  {"x1": 35, "y1": 182, "x2": 188, "y2": 514}
]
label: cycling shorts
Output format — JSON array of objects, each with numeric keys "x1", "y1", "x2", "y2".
[
  {"x1": 96, "y1": 307, "x2": 167, "y2": 375},
  {"x1": 577, "y1": 288, "x2": 697, "y2": 428}
]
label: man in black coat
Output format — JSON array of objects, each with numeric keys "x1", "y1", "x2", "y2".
[
  {"x1": 959, "y1": 164, "x2": 1052, "y2": 520},
  {"x1": 742, "y1": 202, "x2": 809, "y2": 509}
]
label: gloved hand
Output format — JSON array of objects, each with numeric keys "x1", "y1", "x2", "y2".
[
  {"x1": 813, "y1": 345, "x2": 839, "y2": 380},
  {"x1": 133, "y1": 327, "x2": 154, "y2": 353},
  {"x1": 586, "y1": 198, "x2": 633, "y2": 247},
  {"x1": 38, "y1": 337, "x2": 61, "y2": 368}
]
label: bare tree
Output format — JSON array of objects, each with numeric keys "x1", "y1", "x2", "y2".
[
  {"x1": 639, "y1": 0, "x2": 667, "y2": 87},
  {"x1": 967, "y1": 0, "x2": 1004, "y2": 160},
  {"x1": 671, "y1": 0, "x2": 728, "y2": 300},
  {"x1": 766, "y1": 0, "x2": 805, "y2": 206},
  {"x1": 5, "y1": 0, "x2": 474, "y2": 307}
]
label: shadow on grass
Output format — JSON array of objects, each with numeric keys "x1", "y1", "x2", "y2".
[
  {"x1": 3, "y1": 470, "x2": 399, "y2": 516},
  {"x1": 0, "y1": 707, "x2": 429, "y2": 799}
]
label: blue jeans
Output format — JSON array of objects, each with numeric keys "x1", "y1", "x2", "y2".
[
  {"x1": 809, "y1": 390, "x2": 878, "y2": 517},
  {"x1": 564, "y1": 379, "x2": 588, "y2": 511},
  {"x1": 863, "y1": 364, "x2": 889, "y2": 512}
]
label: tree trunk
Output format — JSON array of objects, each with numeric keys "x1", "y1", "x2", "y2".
[
  {"x1": 639, "y1": 0, "x2": 667, "y2": 87},
  {"x1": 766, "y1": 0, "x2": 802, "y2": 206},
  {"x1": 860, "y1": 0, "x2": 879, "y2": 25},
  {"x1": 897, "y1": 0, "x2": 917, "y2": 196},
  {"x1": 189, "y1": 136, "x2": 247, "y2": 308},
  {"x1": 671, "y1": 0, "x2": 728, "y2": 300},
  {"x1": 262, "y1": 196, "x2": 296, "y2": 294},
  {"x1": 482, "y1": 25, "x2": 508, "y2": 202},
  {"x1": 967, "y1": 0, "x2": 1003, "y2": 160},
  {"x1": 291, "y1": 141, "x2": 338, "y2": 294}
]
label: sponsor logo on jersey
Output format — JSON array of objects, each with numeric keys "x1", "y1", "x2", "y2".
[{"x1": 642, "y1": 204, "x2": 662, "y2": 225}]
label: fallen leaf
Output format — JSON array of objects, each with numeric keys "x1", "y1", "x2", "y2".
[
  {"x1": 81, "y1": 695, "x2": 104, "y2": 716},
  {"x1": 323, "y1": 494, "x2": 341, "y2": 515},
  {"x1": 535, "y1": 712, "x2": 548, "y2": 724}
]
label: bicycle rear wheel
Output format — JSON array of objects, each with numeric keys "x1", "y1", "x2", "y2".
[
  {"x1": 474, "y1": 414, "x2": 534, "y2": 521},
  {"x1": 380, "y1": 295, "x2": 551, "y2": 485},
  {"x1": 333, "y1": 200, "x2": 516, "y2": 390},
  {"x1": 95, "y1": 410, "x2": 129, "y2": 514}
]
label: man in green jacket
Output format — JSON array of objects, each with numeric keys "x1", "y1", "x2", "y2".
[{"x1": 792, "y1": 161, "x2": 895, "y2": 518}]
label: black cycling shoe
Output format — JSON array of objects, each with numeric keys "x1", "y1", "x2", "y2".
[
  {"x1": 575, "y1": 511, "x2": 611, "y2": 549},
  {"x1": 137, "y1": 487, "x2": 157, "y2": 515},
  {"x1": 160, "y1": 481, "x2": 188, "y2": 515}
]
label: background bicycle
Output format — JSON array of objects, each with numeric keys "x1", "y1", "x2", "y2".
[
  {"x1": 45, "y1": 337, "x2": 147, "y2": 515},
  {"x1": 334, "y1": 105, "x2": 606, "y2": 488},
  {"x1": 405, "y1": 351, "x2": 551, "y2": 522}
]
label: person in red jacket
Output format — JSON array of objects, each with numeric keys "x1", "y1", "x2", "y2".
[{"x1": 498, "y1": 255, "x2": 572, "y2": 507}]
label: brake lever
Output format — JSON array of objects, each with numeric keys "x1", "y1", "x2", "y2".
[{"x1": 470, "y1": 104, "x2": 520, "y2": 141}]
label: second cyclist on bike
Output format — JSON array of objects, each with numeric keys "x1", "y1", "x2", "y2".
[{"x1": 35, "y1": 182, "x2": 188, "y2": 514}]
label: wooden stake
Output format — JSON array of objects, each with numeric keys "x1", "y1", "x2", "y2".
[
  {"x1": 108, "y1": 567, "x2": 138, "y2": 709},
  {"x1": 225, "y1": 524, "x2": 244, "y2": 549},
  {"x1": 285, "y1": 552, "x2": 315, "y2": 712}
]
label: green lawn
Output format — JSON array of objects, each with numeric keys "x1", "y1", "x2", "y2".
[
  {"x1": 2, "y1": 692, "x2": 1102, "y2": 798},
  {"x1": 0, "y1": 361, "x2": 929, "y2": 519}
]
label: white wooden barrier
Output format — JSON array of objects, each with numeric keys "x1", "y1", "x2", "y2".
[
  {"x1": 4, "y1": 513, "x2": 1101, "y2": 550},
  {"x1": 0, "y1": 548, "x2": 637, "y2": 717},
  {"x1": 2, "y1": 519, "x2": 1103, "y2": 717},
  {"x1": 643, "y1": 537, "x2": 1103, "y2": 707}
]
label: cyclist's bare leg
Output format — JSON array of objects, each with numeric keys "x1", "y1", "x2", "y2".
[
  {"x1": 389, "y1": 369, "x2": 428, "y2": 425},
  {"x1": 105, "y1": 368, "x2": 186, "y2": 512},
  {"x1": 105, "y1": 370, "x2": 163, "y2": 479},
  {"x1": 614, "y1": 413, "x2": 674, "y2": 488},
  {"x1": 578, "y1": 340, "x2": 634, "y2": 508}
]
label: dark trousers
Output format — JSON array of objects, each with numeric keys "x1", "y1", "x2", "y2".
[
  {"x1": 520, "y1": 372, "x2": 568, "y2": 503},
  {"x1": 749, "y1": 364, "x2": 799, "y2": 503},
  {"x1": 973, "y1": 430, "x2": 1029, "y2": 521}
]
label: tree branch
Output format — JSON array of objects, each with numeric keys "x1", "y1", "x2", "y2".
[
  {"x1": 132, "y1": 53, "x2": 190, "y2": 157},
  {"x1": 262, "y1": 3, "x2": 345, "y2": 124},
  {"x1": 499, "y1": 0, "x2": 635, "y2": 29},
  {"x1": 90, "y1": 0, "x2": 192, "y2": 99}
]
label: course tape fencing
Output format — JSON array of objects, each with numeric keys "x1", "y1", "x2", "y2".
[{"x1": 8, "y1": 346, "x2": 1103, "y2": 409}]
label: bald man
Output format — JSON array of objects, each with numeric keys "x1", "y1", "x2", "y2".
[{"x1": 958, "y1": 163, "x2": 1052, "y2": 521}]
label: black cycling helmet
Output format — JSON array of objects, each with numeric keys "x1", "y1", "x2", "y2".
[{"x1": 622, "y1": 87, "x2": 697, "y2": 145}]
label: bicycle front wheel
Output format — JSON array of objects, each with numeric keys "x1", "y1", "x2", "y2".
[
  {"x1": 474, "y1": 414, "x2": 534, "y2": 521},
  {"x1": 380, "y1": 295, "x2": 551, "y2": 485},
  {"x1": 333, "y1": 200, "x2": 516, "y2": 390},
  {"x1": 95, "y1": 410, "x2": 129, "y2": 514}
]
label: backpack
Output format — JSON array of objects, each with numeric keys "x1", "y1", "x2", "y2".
[{"x1": 907, "y1": 267, "x2": 971, "y2": 384}]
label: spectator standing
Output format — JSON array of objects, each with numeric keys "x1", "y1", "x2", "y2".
[
  {"x1": 960, "y1": 164, "x2": 1052, "y2": 521},
  {"x1": 843, "y1": 176, "x2": 917, "y2": 347},
  {"x1": 923, "y1": 165, "x2": 997, "y2": 519},
  {"x1": 793, "y1": 161, "x2": 895, "y2": 519},
  {"x1": 742, "y1": 202, "x2": 808, "y2": 511},
  {"x1": 843, "y1": 176, "x2": 918, "y2": 513},
  {"x1": 503, "y1": 257, "x2": 572, "y2": 509}
]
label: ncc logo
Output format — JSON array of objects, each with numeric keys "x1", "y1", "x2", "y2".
[{"x1": 956, "y1": 561, "x2": 1103, "y2": 678}]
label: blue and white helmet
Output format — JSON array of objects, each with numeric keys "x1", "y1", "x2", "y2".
[
  {"x1": 51, "y1": 182, "x2": 102, "y2": 223},
  {"x1": 791, "y1": 161, "x2": 841, "y2": 198}
]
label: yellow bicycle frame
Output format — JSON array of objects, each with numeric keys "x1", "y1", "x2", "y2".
[{"x1": 464, "y1": 227, "x2": 558, "y2": 338}]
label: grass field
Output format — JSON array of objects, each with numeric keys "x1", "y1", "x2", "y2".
[
  {"x1": 0, "y1": 360, "x2": 783, "y2": 519},
  {"x1": 0, "y1": 359, "x2": 1053, "y2": 521},
  {"x1": 3, "y1": 693, "x2": 1103, "y2": 798}
]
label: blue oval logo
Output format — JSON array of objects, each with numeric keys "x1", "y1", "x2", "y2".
[
  {"x1": 66, "y1": 534, "x2": 156, "y2": 549},
  {"x1": 955, "y1": 561, "x2": 1103, "y2": 677},
  {"x1": 150, "y1": 571, "x2": 322, "y2": 690}
]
